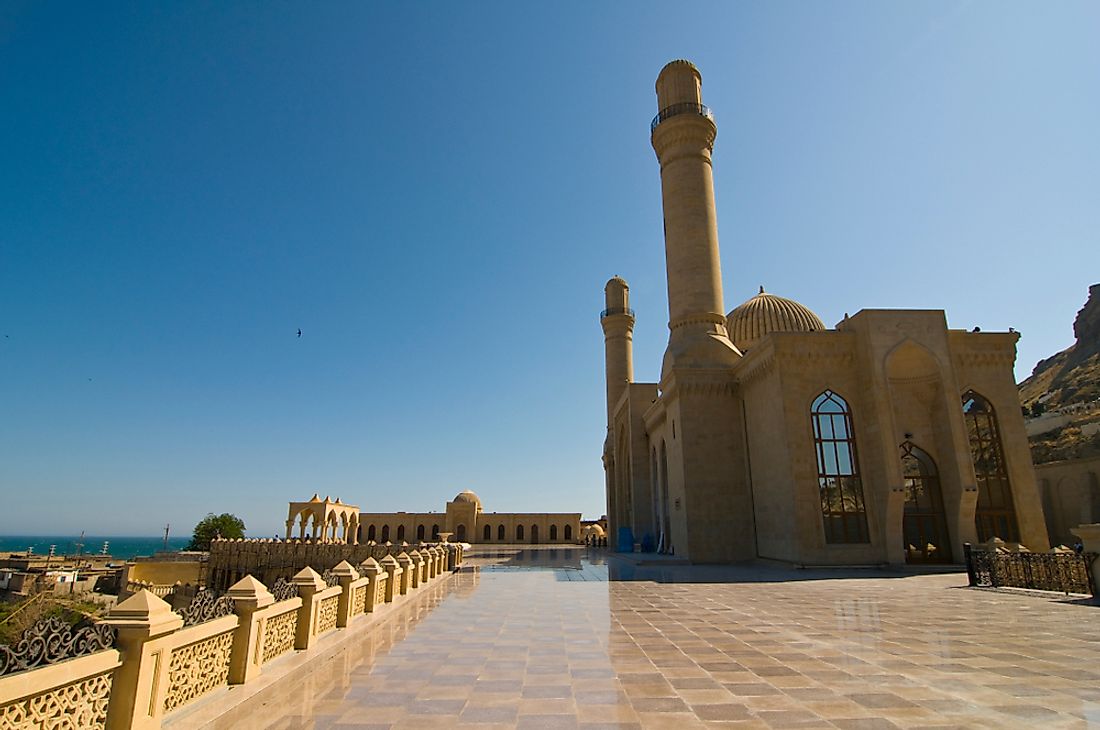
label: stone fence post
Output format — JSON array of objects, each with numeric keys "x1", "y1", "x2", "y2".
[
  {"x1": 421, "y1": 546, "x2": 435, "y2": 579},
  {"x1": 358, "y1": 557, "x2": 385, "y2": 613},
  {"x1": 291, "y1": 567, "x2": 327, "y2": 650},
  {"x1": 407, "y1": 550, "x2": 423, "y2": 589},
  {"x1": 103, "y1": 590, "x2": 184, "y2": 730},
  {"x1": 331, "y1": 560, "x2": 360, "y2": 628},
  {"x1": 379, "y1": 554, "x2": 402, "y2": 603},
  {"x1": 395, "y1": 552, "x2": 413, "y2": 595},
  {"x1": 227, "y1": 575, "x2": 273, "y2": 685}
]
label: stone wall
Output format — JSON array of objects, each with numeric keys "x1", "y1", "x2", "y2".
[
  {"x1": 1035, "y1": 454, "x2": 1100, "y2": 546},
  {"x1": 206, "y1": 539, "x2": 455, "y2": 593},
  {"x1": 0, "y1": 545, "x2": 461, "y2": 730}
]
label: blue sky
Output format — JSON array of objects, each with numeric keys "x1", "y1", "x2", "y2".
[{"x1": 1, "y1": 2, "x2": 1097, "y2": 537}]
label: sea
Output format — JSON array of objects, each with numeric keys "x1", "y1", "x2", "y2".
[{"x1": 0, "y1": 536, "x2": 191, "y2": 560}]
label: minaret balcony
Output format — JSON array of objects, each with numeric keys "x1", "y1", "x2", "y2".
[
  {"x1": 601, "y1": 307, "x2": 635, "y2": 319},
  {"x1": 651, "y1": 102, "x2": 713, "y2": 132}
]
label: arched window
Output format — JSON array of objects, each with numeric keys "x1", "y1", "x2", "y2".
[
  {"x1": 550, "y1": 524, "x2": 558, "y2": 541},
  {"x1": 516, "y1": 524, "x2": 524, "y2": 541},
  {"x1": 564, "y1": 524, "x2": 572, "y2": 541},
  {"x1": 531, "y1": 524, "x2": 539, "y2": 544},
  {"x1": 483, "y1": 524, "x2": 492, "y2": 541},
  {"x1": 456, "y1": 524, "x2": 466, "y2": 541},
  {"x1": 811, "y1": 390, "x2": 869, "y2": 543},
  {"x1": 367, "y1": 524, "x2": 376, "y2": 542},
  {"x1": 381, "y1": 525, "x2": 390, "y2": 542},
  {"x1": 416, "y1": 524, "x2": 425, "y2": 541},
  {"x1": 432, "y1": 524, "x2": 439, "y2": 539},
  {"x1": 963, "y1": 391, "x2": 1019, "y2": 542},
  {"x1": 900, "y1": 442, "x2": 951, "y2": 563},
  {"x1": 497, "y1": 524, "x2": 505, "y2": 541},
  {"x1": 396, "y1": 525, "x2": 405, "y2": 542}
]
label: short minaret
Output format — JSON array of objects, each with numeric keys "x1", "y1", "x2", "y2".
[
  {"x1": 601, "y1": 277, "x2": 635, "y2": 423},
  {"x1": 650, "y1": 59, "x2": 739, "y2": 370}
]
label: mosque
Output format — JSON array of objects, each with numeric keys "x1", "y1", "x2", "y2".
[{"x1": 600, "y1": 60, "x2": 1048, "y2": 565}]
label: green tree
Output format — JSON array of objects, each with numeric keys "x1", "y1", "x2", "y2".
[{"x1": 187, "y1": 513, "x2": 245, "y2": 551}]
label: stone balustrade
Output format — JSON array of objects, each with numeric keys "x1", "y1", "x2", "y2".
[
  {"x1": 0, "y1": 543, "x2": 461, "y2": 730},
  {"x1": 206, "y1": 538, "x2": 462, "y2": 593}
]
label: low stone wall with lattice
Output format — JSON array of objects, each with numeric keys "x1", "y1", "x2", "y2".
[
  {"x1": 0, "y1": 543, "x2": 461, "y2": 730},
  {"x1": 206, "y1": 538, "x2": 463, "y2": 592}
]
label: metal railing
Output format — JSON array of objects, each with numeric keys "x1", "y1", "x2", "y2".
[
  {"x1": 651, "y1": 102, "x2": 714, "y2": 132},
  {"x1": 964, "y1": 543, "x2": 1096, "y2": 596},
  {"x1": 600, "y1": 307, "x2": 635, "y2": 319}
]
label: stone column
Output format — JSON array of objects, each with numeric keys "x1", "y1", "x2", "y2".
[
  {"x1": 103, "y1": 590, "x2": 184, "y2": 730},
  {"x1": 227, "y1": 575, "x2": 274, "y2": 685},
  {"x1": 291, "y1": 567, "x2": 326, "y2": 650},
  {"x1": 330, "y1": 560, "x2": 360, "y2": 628},
  {"x1": 1070, "y1": 524, "x2": 1100, "y2": 596},
  {"x1": 395, "y1": 552, "x2": 414, "y2": 595},
  {"x1": 379, "y1": 554, "x2": 402, "y2": 603}
]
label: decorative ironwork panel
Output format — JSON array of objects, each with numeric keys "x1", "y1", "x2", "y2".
[
  {"x1": 352, "y1": 585, "x2": 367, "y2": 616},
  {"x1": 0, "y1": 617, "x2": 116, "y2": 677},
  {"x1": 317, "y1": 596, "x2": 339, "y2": 634},
  {"x1": 271, "y1": 577, "x2": 299, "y2": 602},
  {"x1": 0, "y1": 670, "x2": 113, "y2": 729},
  {"x1": 965, "y1": 545, "x2": 1096, "y2": 596},
  {"x1": 320, "y1": 570, "x2": 340, "y2": 588},
  {"x1": 179, "y1": 589, "x2": 236, "y2": 627},
  {"x1": 261, "y1": 609, "x2": 297, "y2": 664},
  {"x1": 163, "y1": 630, "x2": 234, "y2": 712}
]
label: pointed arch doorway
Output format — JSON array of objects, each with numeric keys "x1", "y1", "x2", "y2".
[{"x1": 900, "y1": 442, "x2": 952, "y2": 564}]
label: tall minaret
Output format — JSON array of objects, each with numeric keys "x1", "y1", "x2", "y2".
[
  {"x1": 601, "y1": 276, "x2": 635, "y2": 423},
  {"x1": 650, "y1": 60, "x2": 740, "y2": 371}
]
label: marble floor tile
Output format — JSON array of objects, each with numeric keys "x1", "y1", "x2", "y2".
[{"x1": 180, "y1": 547, "x2": 1100, "y2": 730}]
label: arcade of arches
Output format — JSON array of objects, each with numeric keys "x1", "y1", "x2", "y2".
[{"x1": 358, "y1": 491, "x2": 582, "y2": 545}]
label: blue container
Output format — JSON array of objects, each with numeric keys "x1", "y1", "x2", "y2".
[{"x1": 616, "y1": 526, "x2": 635, "y2": 553}]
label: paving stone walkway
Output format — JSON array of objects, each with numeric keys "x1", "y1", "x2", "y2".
[{"x1": 201, "y1": 547, "x2": 1100, "y2": 729}]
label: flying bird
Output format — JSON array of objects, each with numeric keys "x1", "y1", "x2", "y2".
[{"x1": 297, "y1": 329, "x2": 302, "y2": 338}]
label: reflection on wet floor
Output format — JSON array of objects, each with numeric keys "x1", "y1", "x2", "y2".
[
  {"x1": 463, "y1": 547, "x2": 610, "y2": 581},
  {"x1": 187, "y1": 546, "x2": 1100, "y2": 729}
]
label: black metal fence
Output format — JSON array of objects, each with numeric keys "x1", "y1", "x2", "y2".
[
  {"x1": 964, "y1": 543, "x2": 1096, "y2": 596},
  {"x1": 650, "y1": 102, "x2": 713, "y2": 132}
]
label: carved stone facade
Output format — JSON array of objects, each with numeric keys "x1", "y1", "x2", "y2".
[
  {"x1": 261, "y1": 608, "x2": 298, "y2": 664},
  {"x1": 163, "y1": 630, "x2": 233, "y2": 712},
  {"x1": 316, "y1": 596, "x2": 339, "y2": 634},
  {"x1": 0, "y1": 671, "x2": 112, "y2": 729},
  {"x1": 601, "y1": 60, "x2": 1048, "y2": 565}
]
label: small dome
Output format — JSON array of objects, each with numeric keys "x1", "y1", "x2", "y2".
[
  {"x1": 453, "y1": 490, "x2": 482, "y2": 511},
  {"x1": 726, "y1": 287, "x2": 825, "y2": 352}
]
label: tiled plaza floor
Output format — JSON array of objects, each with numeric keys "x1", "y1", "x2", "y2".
[{"x1": 199, "y1": 547, "x2": 1100, "y2": 729}]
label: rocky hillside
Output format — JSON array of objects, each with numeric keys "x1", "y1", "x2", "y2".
[{"x1": 1019, "y1": 284, "x2": 1100, "y2": 464}]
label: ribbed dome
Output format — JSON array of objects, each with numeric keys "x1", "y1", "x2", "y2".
[
  {"x1": 453, "y1": 490, "x2": 482, "y2": 511},
  {"x1": 726, "y1": 287, "x2": 825, "y2": 352}
]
